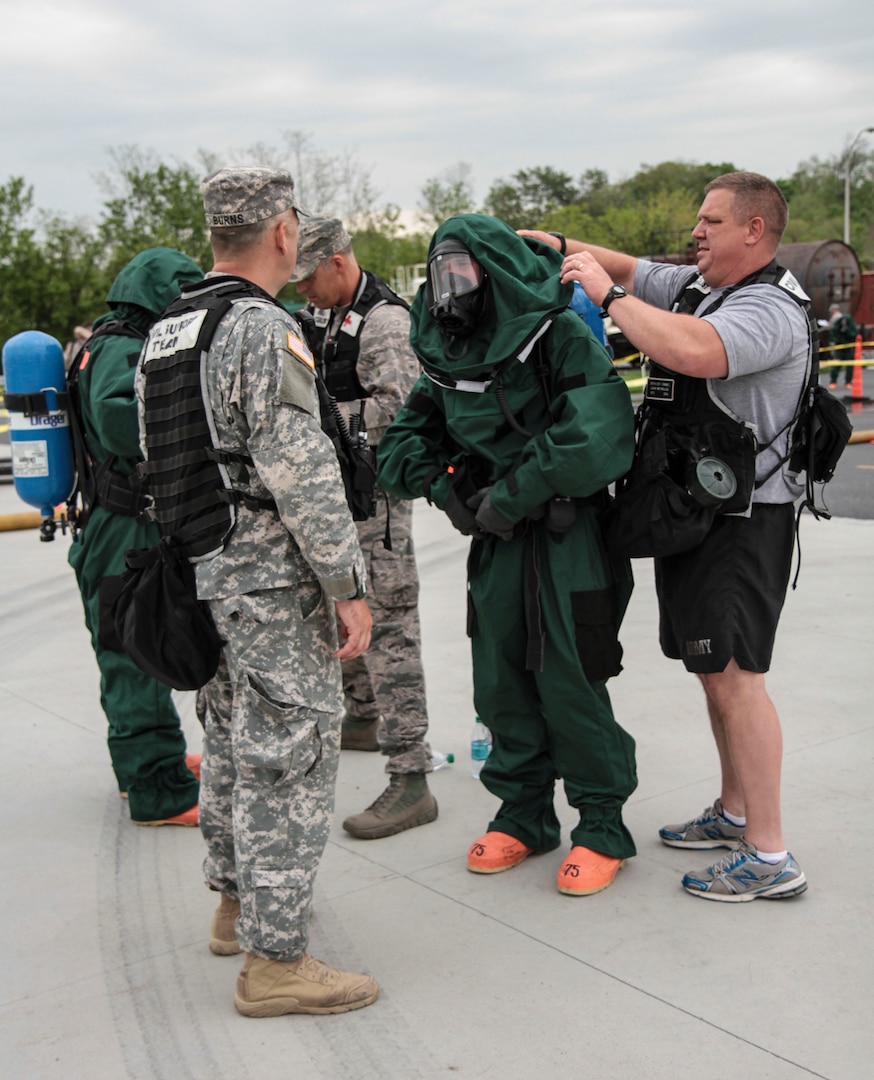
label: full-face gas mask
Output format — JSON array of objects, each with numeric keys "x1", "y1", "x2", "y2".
[{"x1": 427, "y1": 240, "x2": 488, "y2": 353}]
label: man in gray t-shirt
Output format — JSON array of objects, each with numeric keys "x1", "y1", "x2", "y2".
[{"x1": 522, "y1": 171, "x2": 810, "y2": 904}]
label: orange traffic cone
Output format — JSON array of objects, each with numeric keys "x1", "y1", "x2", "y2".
[{"x1": 849, "y1": 334, "x2": 864, "y2": 399}]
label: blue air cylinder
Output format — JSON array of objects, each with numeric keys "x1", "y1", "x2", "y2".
[{"x1": 2, "y1": 331, "x2": 75, "y2": 530}]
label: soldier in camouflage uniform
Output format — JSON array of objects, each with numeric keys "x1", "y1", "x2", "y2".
[
  {"x1": 293, "y1": 217, "x2": 436, "y2": 839},
  {"x1": 149, "y1": 167, "x2": 379, "y2": 1016}
]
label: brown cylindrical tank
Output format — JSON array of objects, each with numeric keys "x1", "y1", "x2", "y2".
[{"x1": 776, "y1": 241, "x2": 861, "y2": 321}]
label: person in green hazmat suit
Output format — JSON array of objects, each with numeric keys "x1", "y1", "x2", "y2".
[
  {"x1": 67, "y1": 248, "x2": 204, "y2": 826},
  {"x1": 376, "y1": 215, "x2": 638, "y2": 895}
]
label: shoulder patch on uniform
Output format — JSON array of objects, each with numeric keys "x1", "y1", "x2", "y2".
[
  {"x1": 775, "y1": 269, "x2": 810, "y2": 303},
  {"x1": 278, "y1": 349, "x2": 317, "y2": 414},
  {"x1": 340, "y1": 310, "x2": 364, "y2": 337},
  {"x1": 286, "y1": 330, "x2": 315, "y2": 369}
]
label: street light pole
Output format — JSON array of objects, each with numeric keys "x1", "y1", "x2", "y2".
[{"x1": 843, "y1": 126, "x2": 874, "y2": 246}]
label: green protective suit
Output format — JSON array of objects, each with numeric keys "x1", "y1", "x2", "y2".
[
  {"x1": 376, "y1": 215, "x2": 638, "y2": 857},
  {"x1": 67, "y1": 248, "x2": 203, "y2": 822}
]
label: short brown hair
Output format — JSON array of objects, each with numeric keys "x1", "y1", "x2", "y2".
[
  {"x1": 705, "y1": 171, "x2": 789, "y2": 242},
  {"x1": 209, "y1": 210, "x2": 291, "y2": 259}
]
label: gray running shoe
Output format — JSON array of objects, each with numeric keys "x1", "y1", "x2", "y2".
[
  {"x1": 682, "y1": 839, "x2": 807, "y2": 902},
  {"x1": 659, "y1": 798, "x2": 746, "y2": 849}
]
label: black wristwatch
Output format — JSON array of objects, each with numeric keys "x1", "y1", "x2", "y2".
[
  {"x1": 547, "y1": 231, "x2": 567, "y2": 255},
  {"x1": 600, "y1": 284, "x2": 628, "y2": 316}
]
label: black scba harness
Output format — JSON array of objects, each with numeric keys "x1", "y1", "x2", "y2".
[
  {"x1": 601, "y1": 261, "x2": 851, "y2": 573},
  {"x1": 19, "y1": 319, "x2": 152, "y2": 535}
]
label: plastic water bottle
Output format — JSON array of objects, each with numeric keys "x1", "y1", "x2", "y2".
[
  {"x1": 431, "y1": 750, "x2": 455, "y2": 771},
  {"x1": 470, "y1": 719, "x2": 492, "y2": 779}
]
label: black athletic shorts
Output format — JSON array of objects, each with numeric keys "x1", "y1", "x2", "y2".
[{"x1": 654, "y1": 502, "x2": 795, "y2": 674}]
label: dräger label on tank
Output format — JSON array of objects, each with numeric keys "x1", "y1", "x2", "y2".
[
  {"x1": 144, "y1": 310, "x2": 208, "y2": 360},
  {"x1": 10, "y1": 410, "x2": 69, "y2": 430}
]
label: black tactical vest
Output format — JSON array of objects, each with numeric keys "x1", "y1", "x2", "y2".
[
  {"x1": 636, "y1": 260, "x2": 813, "y2": 512},
  {"x1": 307, "y1": 271, "x2": 409, "y2": 401},
  {"x1": 137, "y1": 276, "x2": 279, "y2": 561}
]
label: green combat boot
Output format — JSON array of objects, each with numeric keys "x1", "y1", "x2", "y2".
[
  {"x1": 340, "y1": 715, "x2": 381, "y2": 752},
  {"x1": 342, "y1": 773, "x2": 438, "y2": 839}
]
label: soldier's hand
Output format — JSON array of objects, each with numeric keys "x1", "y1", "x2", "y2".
[
  {"x1": 467, "y1": 487, "x2": 516, "y2": 542},
  {"x1": 443, "y1": 488, "x2": 485, "y2": 538},
  {"x1": 333, "y1": 597, "x2": 372, "y2": 660}
]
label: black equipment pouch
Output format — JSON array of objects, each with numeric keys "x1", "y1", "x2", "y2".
[
  {"x1": 315, "y1": 377, "x2": 377, "y2": 521},
  {"x1": 600, "y1": 427, "x2": 719, "y2": 559},
  {"x1": 111, "y1": 536, "x2": 224, "y2": 691},
  {"x1": 788, "y1": 384, "x2": 852, "y2": 484},
  {"x1": 601, "y1": 407, "x2": 756, "y2": 560}
]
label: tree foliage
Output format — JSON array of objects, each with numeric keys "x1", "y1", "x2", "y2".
[
  {"x1": 0, "y1": 179, "x2": 106, "y2": 346},
  {"x1": 417, "y1": 162, "x2": 476, "y2": 231},
  {"x1": 2, "y1": 143, "x2": 874, "y2": 354},
  {"x1": 484, "y1": 166, "x2": 581, "y2": 230},
  {"x1": 96, "y1": 146, "x2": 211, "y2": 278}
]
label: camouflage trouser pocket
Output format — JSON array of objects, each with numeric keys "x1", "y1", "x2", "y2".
[
  {"x1": 571, "y1": 587, "x2": 624, "y2": 684},
  {"x1": 248, "y1": 867, "x2": 307, "y2": 954},
  {"x1": 239, "y1": 671, "x2": 324, "y2": 782}
]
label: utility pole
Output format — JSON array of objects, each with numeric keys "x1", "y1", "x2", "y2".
[{"x1": 843, "y1": 126, "x2": 874, "y2": 245}]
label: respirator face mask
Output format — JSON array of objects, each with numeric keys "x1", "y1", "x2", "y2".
[{"x1": 427, "y1": 241, "x2": 486, "y2": 341}]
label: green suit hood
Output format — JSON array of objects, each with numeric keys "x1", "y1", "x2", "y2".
[
  {"x1": 410, "y1": 214, "x2": 572, "y2": 379},
  {"x1": 105, "y1": 247, "x2": 203, "y2": 332}
]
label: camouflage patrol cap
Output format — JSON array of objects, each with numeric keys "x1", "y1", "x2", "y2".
[
  {"x1": 291, "y1": 217, "x2": 353, "y2": 280},
  {"x1": 202, "y1": 166, "x2": 307, "y2": 228}
]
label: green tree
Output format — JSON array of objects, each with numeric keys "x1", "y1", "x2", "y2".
[
  {"x1": 0, "y1": 178, "x2": 107, "y2": 345},
  {"x1": 616, "y1": 160, "x2": 737, "y2": 204},
  {"x1": 417, "y1": 162, "x2": 476, "y2": 231},
  {"x1": 778, "y1": 149, "x2": 874, "y2": 267},
  {"x1": 96, "y1": 146, "x2": 211, "y2": 278},
  {"x1": 279, "y1": 130, "x2": 384, "y2": 229},
  {"x1": 484, "y1": 166, "x2": 580, "y2": 230}
]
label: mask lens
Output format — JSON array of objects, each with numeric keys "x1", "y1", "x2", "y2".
[{"x1": 429, "y1": 251, "x2": 483, "y2": 301}]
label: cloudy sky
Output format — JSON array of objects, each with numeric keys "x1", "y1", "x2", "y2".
[{"x1": 2, "y1": 0, "x2": 873, "y2": 225}]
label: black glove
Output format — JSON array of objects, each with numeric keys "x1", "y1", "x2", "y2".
[
  {"x1": 443, "y1": 488, "x2": 484, "y2": 538},
  {"x1": 467, "y1": 487, "x2": 516, "y2": 541}
]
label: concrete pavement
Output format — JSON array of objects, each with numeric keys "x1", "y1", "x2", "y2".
[{"x1": 0, "y1": 476, "x2": 872, "y2": 1080}]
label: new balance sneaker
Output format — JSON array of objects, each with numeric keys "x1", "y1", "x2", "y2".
[
  {"x1": 658, "y1": 798, "x2": 746, "y2": 849},
  {"x1": 682, "y1": 839, "x2": 808, "y2": 902}
]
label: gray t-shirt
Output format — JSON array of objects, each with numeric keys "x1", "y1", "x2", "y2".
[{"x1": 634, "y1": 260, "x2": 810, "y2": 504}]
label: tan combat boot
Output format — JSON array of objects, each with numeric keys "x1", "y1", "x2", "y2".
[
  {"x1": 234, "y1": 953, "x2": 379, "y2": 1016},
  {"x1": 209, "y1": 893, "x2": 241, "y2": 955},
  {"x1": 342, "y1": 773, "x2": 438, "y2": 839}
]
